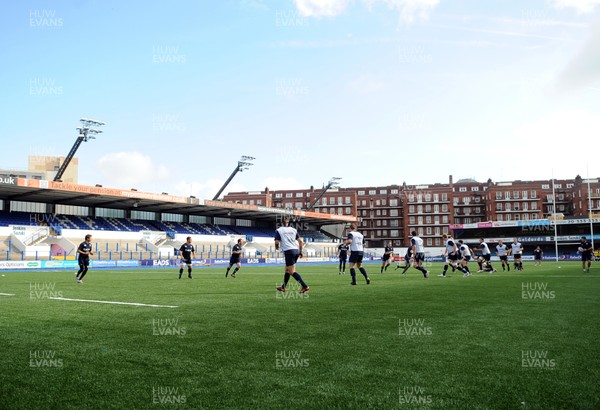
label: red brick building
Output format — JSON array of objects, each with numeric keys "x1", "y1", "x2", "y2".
[{"x1": 224, "y1": 175, "x2": 599, "y2": 247}]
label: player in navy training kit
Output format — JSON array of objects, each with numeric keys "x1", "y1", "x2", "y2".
[
  {"x1": 580, "y1": 236, "x2": 593, "y2": 273},
  {"x1": 179, "y1": 236, "x2": 196, "y2": 279},
  {"x1": 226, "y1": 238, "x2": 243, "y2": 278},
  {"x1": 75, "y1": 234, "x2": 94, "y2": 284},
  {"x1": 395, "y1": 246, "x2": 413, "y2": 274},
  {"x1": 338, "y1": 242, "x2": 349, "y2": 275},
  {"x1": 346, "y1": 223, "x2": 371, "y2": 285},
  {"x1": 380, "y1": 241, "x2": 394, "y2": 273},
  {"x1": 275, "y1": 217, "x2": 309, "y2": 293},
  {"x1": 533, "y1": 246, "x2": 543, "y2": 266}
]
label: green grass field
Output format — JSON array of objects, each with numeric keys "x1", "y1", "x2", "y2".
[{"x1": 1, "y1": 262, "x2": 599, "y2": 409}]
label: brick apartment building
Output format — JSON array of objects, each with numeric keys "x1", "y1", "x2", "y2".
[{"x1": 224, "y1": 175, "x2": 600, "y2": 248}]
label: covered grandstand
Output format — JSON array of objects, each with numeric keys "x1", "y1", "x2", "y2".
[{"x1": 0, "y1": 178, "x2": 356, "y2": 267}]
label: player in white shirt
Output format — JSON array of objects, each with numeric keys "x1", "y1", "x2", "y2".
[
  {"x1": 345, "y1": 223, "x2": 371, "y2": 285},
  {"x1": 510, "y1": 238, "x2": 524, "y2": 271},
  {"x1": 439, "y1": 233, "x2": 458, "y2": 277},
  {"x1": 477, "y1": 238, "x2": 496, "y2": 273},
  {"x1": 275, "y1": 217, "x2": 309, "y2": 293},
  {"x1": 457, "y1": 240, "x2": 472, "y2": 277},
  {"x1": 410, "y1": 231, "x2": 429, "y2": 278},
  {"x1": 496, "y1": 240, "x2": 510, "y2": 271}
]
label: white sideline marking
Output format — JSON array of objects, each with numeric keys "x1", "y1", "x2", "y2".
[
  {"x1": 0, "y1": 293, "x2": 16, "y2": 296},
  {"x1": 48, "y1": 297, "x2": 177, "y2": 308}
]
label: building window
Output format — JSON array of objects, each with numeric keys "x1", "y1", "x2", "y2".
[
  {"x1": 408, "y1": 195, "x2": 415, "y2": 202},
  {"x1": 376, "y1": 210, "x2": 381, "y2": 216},
  {"x1": 257, "y1": 200, "x2": 262, "y2": 205},
  {"x1": 361, "y1": 200, "x2": 367, "y2": 206},
  {"x1": 442, "y1": 193, "x2": 448, "y2": 201},
  {"x1": 417, "y1": 205, "x2": 423, "y2": 213},
  {"x1": 505, "y1": 191, "x2": 511, "y2": 199},
  {"x1": 358, "y1": 190, "x2": 365, "y2": 195},
  {"x1": 417, "y1": 194, "x2": 423, "y2": 202},
  {"x1": 345, "y1": 196, "x2": 351, "y2": 204},
  {"x1": 286, "y1": 193, "x2": 293, "y2": 198},
  {"x1": 555, "y1": 184, "x2": 562, "y2": 189},
  {"x1": 567, "y1": 183, "x2": 574, "y2": 188},
  {"x1": 369, "y1": 190, "x2": 376, "y2": 195},
  {"x1": 275, "y1": 193, "x2": 283, "y2": 198},
  {"x1": 390, "y1": 199, "x2": 398, "y2": 206},
  {"x1": 380, "y1": 189, "x2": 387, "y2": 195},
  {"x1": 409, "y1": 205, "x2": 415, "y2": 213},
  {"x1": 496, "y1": 192, "x2": 502, "y2": 200},
  {"x1": 442, "y1": 204, "x2": 448, "y2": 212},
  {"x1": 433, "y1": 194, "x2": 439, "y2": 201},
  {"x1": 426, "y1": 216, "x2": 432, "y2": 224},
  {"x1": 459, "y1": 187, "x2": 467, "y2": 192},
  {"x1": 531, "y1": 202, "x2": 537, "y2": 210},
  {"x1": 296, "y1": 193, "x2": 303, "y2": 198},
  {"x1": 434, "y1": 204, "x2": 439, "y2": 213},
  {"x1": 425, "y1": 194, "x2": 431, "y2": 201},
  {"x1": 391, "y1": 230, "x2": 399, "y2": 237},
  {"x1": 345, "y1": 207, "x2": 351, "y2": 214},
  {"x1": 390, "y1": 220, "x2": 398, "y2": 227},
  {"x1": 409, "y1": 216, "x2": 415, "y2": 224},
  {"x1": 391, "y1": 189, "x2": 398, "y2": 194},
  {"x1": 425, "y1": 205, "x2": 431, "y2": 212},
  {"x1": 531, "y1": 190, "x2": 537, "y2": 198},
  {"x1": 542, "y1": 184, "x2": 550, "y2": 189},
  {"x1": 426, "y1": 238, "x2": 432, "y2": 246},
  {"x1": 471, "y1": 187, "x2": 479, "y2": 191},
  {"x1": 442, "y1": 215, "x2": 448, "y2": 223},
  {"x1": 497, "y1": 214, "x2": 503, "y2": 221}
]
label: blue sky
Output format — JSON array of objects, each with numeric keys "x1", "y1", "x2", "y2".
[{"x1": 1, "y1": 0, "x2": 599, "y2": 199}]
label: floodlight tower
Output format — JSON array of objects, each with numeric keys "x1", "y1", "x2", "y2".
[
  {"x1": 54, "y1": 118, "x2": 105, "y2": 181},
  {"x1": 306, "y1": 177, "x2": 342, "y2": 211},
  {"x1": 212, "y1": 155, "x2": 255, "y2": 200}
]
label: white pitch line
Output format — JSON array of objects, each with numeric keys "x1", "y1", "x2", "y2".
[
  {"x1": 0, "y1": 293, "x2": 16, "y2": 296},
  {"x1": 48, "y1": 297, "x2": 177, "y2": 308}
]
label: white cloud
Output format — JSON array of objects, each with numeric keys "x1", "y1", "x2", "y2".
[
  {"x1": 365, "y1": 0, "x2": 440, "y2": 24},
  {"x1": 96, "y1": 152, "x2": 170, "y2": 188},
  {"x1": 293, "y1": 0, "x2": 348, "y2": 17},
  {"x1": 549, "y1": 0, "x2": 600, "y2": 14},
  {"x1": 293, "y1": 0, "x2": 440, "y2": 22},
  {"x1": 556, "y1": 23, "x2": 600, "y2": 91}
]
